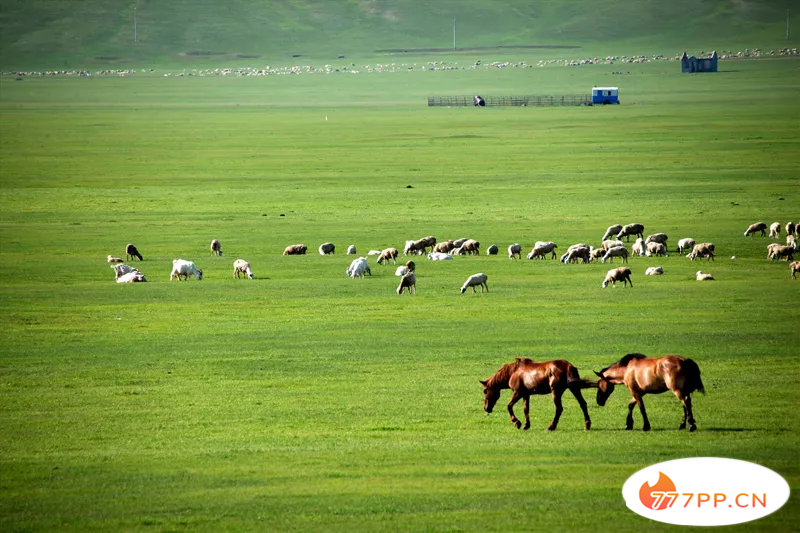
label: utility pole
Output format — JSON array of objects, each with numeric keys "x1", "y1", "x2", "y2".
[
  {"x1": 787, "y1": 9, "x2": 790, "y2": 41},
  {"x1": 453, "y1": 16, "x2": 456, "y2": 50}
]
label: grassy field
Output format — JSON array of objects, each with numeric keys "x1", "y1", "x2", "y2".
[{"x1": 1, "y1": 52, "x2": 799, "y2": 532}]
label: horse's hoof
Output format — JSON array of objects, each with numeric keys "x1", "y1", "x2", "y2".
[
  {"x1": 689, "y1": 425, "x2": 697, "y2": 432},
  {"x1": 585, "y1": 422, "x2": 592, "y2": 431},
  {"x1": 642, "y1": 425, "x2": 651, "y2": 432},
  {"x1": 514, "y1": 420, "x2": 522, "y2": 429},
  {"x1": 625, "y1": 425, "x2": 633, "y2": 431},
  {"x1": 523, "y1": 424, "x2": 530, "y2": 431},
  {"x1": 546, "y1": 425, "x2": 557, "y2": 431},
  {"x1": 679, "y1": 423, "x2": 687, "y2": 430}
]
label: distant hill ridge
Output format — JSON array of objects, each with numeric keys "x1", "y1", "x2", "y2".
[{"x1": 0, "y1": 0, "x2": 795, "y2": 69}]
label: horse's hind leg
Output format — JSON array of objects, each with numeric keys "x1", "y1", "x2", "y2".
[
  {"x1": 507, "y1": 391, "x2": 523, "y2": 429},
  {"x1": 570, "y1": 387, "x2": 592, "y2": 430},
  {"x1": 547, "y1": 391, "x2": 564, "y2": 431},
  {"x1": 626, "y1": 398, "x2": 637, "y2": 430},
  {"x1": 684, "y1": 395, "x2": 696, "y2": 432},
  {"x1": 636, "y1": 395, "x2": 651, "y2": 431},
  {"x1": 522, "y1": 395, "x2": 531, "y2": 430}
]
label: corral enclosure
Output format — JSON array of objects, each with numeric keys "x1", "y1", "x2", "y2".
[{"x1": 1, "y1": 1, "x2": 800, "y2": 531}]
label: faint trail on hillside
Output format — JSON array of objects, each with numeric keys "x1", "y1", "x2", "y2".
[{"x1": 375, "y1": 44, "x2": 581, "y2": 53}]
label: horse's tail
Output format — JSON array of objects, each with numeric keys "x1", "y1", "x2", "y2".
[
  {"x1": 683, "y1": 358, "x2": 705, "y2": 394},
  {"x1": 566, "y1": 365, "x2": 598, "y2": 389}
]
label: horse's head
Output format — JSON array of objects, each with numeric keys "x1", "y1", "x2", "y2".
[
  {"x1": 480, "y1": 379, "x2": 500, "y2": 413},
  {"x1": 594, "y1": 371, "x2": 615, "y2": 406}
]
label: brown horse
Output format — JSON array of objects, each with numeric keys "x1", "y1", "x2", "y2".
[
  {"x1": 595, "y1": 353, "x2": 704, "y2": 432},
  {"x1": 480, "y1": 357, "x2": 595, "y2": 431}
]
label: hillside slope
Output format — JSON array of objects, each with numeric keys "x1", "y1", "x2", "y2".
[{"x1": 0, "y1": 0, "x2": 796, "y2": 69}]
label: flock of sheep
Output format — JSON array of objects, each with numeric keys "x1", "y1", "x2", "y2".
[{"x1": 105, "y1": 220, "x2": 799, "y2": 290}]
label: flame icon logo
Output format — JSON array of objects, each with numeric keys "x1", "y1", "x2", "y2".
[{"x1": 639, "y1": 472, "x2": 677, "y2": 510}]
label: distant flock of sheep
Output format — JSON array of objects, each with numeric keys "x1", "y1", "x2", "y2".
[{"x1": 106, "y1": 220, "x2": 800, "y2": 290}]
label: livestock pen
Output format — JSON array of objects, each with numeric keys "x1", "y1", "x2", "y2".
[{"x1": 427, "y1": 94, "x2": 592, "y2": 107}]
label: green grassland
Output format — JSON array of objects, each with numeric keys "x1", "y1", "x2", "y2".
[{"x1": 2, "y1": 17, "x2": 800, "y2": 533}]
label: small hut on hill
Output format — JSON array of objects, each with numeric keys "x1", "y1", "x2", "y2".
[{"x1": 681, "y1": 51, "x2": 718, "y2": 73}]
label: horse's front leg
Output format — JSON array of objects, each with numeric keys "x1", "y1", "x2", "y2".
[
  {"x1": 636, "y1": 395, "x2": 651, "y2": 431},
  {"x1": 626, "y1": 398, "x2": 637, "y2": 430},
  {"x1": 684, "y1": 395, "x2": 696, "y2": 432},
  {"x1": 570, "y1": 387, "x2": 592, "y2": 430},
  {"x1": 547, "y1": 391, "x2": 564, "y2": 431},
  {"x1": 522, "y1": 395, "x2": 531, "y2": 430},
  {"x1": 507, "y1": 391, "x2": 523, "y2": 429},
  {"x1": 676, "y1": 392, "x2": 688, "y2": 430}
]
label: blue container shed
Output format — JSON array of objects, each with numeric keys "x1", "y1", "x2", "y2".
[{"x1": 592, "y1": 87, "x2": 619, "y2": 104}]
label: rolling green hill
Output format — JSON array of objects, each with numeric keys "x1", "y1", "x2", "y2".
[{"x1": 1, "y1": 0, "x2": 797, "y2": 69}]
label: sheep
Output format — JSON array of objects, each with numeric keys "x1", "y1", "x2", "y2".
[
  {"x1": 462, "y1": 239, "x2": 480, "y2": 255},
  {"x1": 487, "y1": 244, "x2": 499, "y2": 255},
  {"x1": 560, "y1": 244, "x2": 591, "y2": 264},
  {"x1": 677, "y1": 238, "x2": 695, "y2": 254},
  {"x1": 589, "y1": 248, "x2": 606, "y2": 262},
  {"x1": 418, "y1": 236, "x2": 437, "y2": 252},
  {"x1": 769, "y1": 222, "x2": 781, "y2": 239},
  {"x1": 767, "y1": 242, "x2": 783, "y2": 259},
  {"x1": 631, "y1": 238, "x2": 646, "y2": 257},
  {"x1": 377, "y1": 248, "x2": 399, "y2": 265},
  {"x1": 397, "y1": 272, "x2": 416, "y2": 295},
  {"x1": 347, "y1": 257, "x2": 371, "y2": 278},
  {"x1": 347, "y1": 245, "x2": 356, "y2": 255},
  {"x1": 508, "y1": 243, "x2": 522, "y2": 260},
  {"x1": 527, "y1": 241, "x2": 557, "y2": 260},
  {"x1": 786, "y1": 222, "x2": 796, "y2": 238},
  {"x1": 170, "y1": 259, "x2": 202, "y2": 281},
  {"x1": 601, "y1": 246, "x2": 629, "y2": 264},
  {"x1": 744, "y1": 222, "x2": 767, "y2": 237},
  {"x1": 791, "y1": 261, "x2": 800, "y2": 280},
  {"x1": 427, "y1": 252, "x2": 453, "y2": 260},
  {"x1": 117, "y1": 270, "x2": 147, "y2": 283},
  {"x1": 769, "y1": 245, "x2": 795, "y2": 262},
  {"x1": 233, "y1": 259, "x2": 253, "y2": 279},
  {"x1": 787, "y1": 235, "x2": 797, "y2": 250},
  {"x1": 111, "y1": 263, "x2": 136, "y2": 280},
  {"x1": 107, "y1": 255, "x2": 124, "y2": 263},
  {"x1": 433, "y1": 240, "x2": 455, "y2": 253},
  {"x1": 318, "y1": 242, "x2": 335, "y2": 255},
  {"x1": 395, "y1": 266, "x2": 408, "y2": 276},
  {"x1": 696, "y1": 271, "x2": 715, "y2": 281},
  {"x1": 602, "y1": 239, "x2": 624, "y2": 251},
  {"x1": 283, "y1": 244, "x2": 307, "y2": 255},
  {"x1": 645, "y1": 241, "x2": 669, "y2": 257},
  {"x1": 687, "y1": 243, "x2": 715, "y2": 261},
  {"x1": 645, "y1": 233, "x2": 669, "y2": 247},
  {"x1": 367, "y1": 250, "x2": 382, "y2": 256},
  {"x1": 616, "y1": 223, "x2": 644, "y2": 242},
  {"x1": 452, "y1": 238, "x2": 470, "y2": 248},
  {"x1": 602, "y1": 224, "x2": 623, "y2": 241},
  {"x1": 460, "y1": 273, "x2": 488, "y2": 293},
  {"x1": 125, "y1": 244, "x2": 143, "y2": 261},
  {"x1": 403, "y1": 239, "x2": 427, "y2": 256},
  {"x1": 602, "y1": 267, "x2": 632, "y2": 288},
  {"x1": 645, "y1": 266, "x2": 664, "y2": 276},
  {"x1": 210, "y1": 239, "x2": 222, "y2": 256},
  {"x1": 451, "y1": 246, "x2": 467, "y2": 256}
]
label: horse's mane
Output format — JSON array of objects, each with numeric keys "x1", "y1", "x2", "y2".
[
  {"x1": 600, "y1": 353, "x2": 647, "y2": 373},
  {"x1": 488, "y1": 357, "x2": 534, "y2": 387}
]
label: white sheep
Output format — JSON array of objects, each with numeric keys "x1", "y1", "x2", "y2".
[
  {"x1": 427, "y1": 252, "x2": 453, "y2": 261},
  {"x1": 645, "y1": 233, "x2": 668, "y2": 246},
  {"x1": 528, "y1": 241, "x2": 557, "y2": 260},
  {"x1": 107, "y1": 255, "x2": 124, "y2": 263},
  {"x1": 318, "y1": 242, "x2": 335, "y2": 255},
  {"x1": 791, "y1": 261, "x2": 800, "y2": 280},
  {"x1": 117, "y1": 270, "x2": 147, "y2": 283},
  {"x1": 460, "y1": 273, "x2": 488, "y2": 293},
  {"x1": 602, "y1": 267, "x2": 632, "y2": 288},
  {"x1": 601, "y1": 246, "x2": 629, "y2": 263},
  {"x1": 233, "y1": 259, "x2": 253, "y2": 279},
  {"x1": 347, "y1": 245, "x2": 357, "y2": 255},
  {"x1": 744, "y1": 222, "x2": 767, "y2": 237},
  {"x1": 616, "y1": 223, "x2": 644, "y2": 242},
  {"x1": 645, "y1": 266, "x2": 664, "y2": 276},
  {"x1": 602, "y1": 224, "x2": 623, "y2": 241},
  {"x1": 451, "y1": 246, "x2": 467, "y2": 256},
  {"x1": 561, "y1": 244, "x2": 591, "y2": 264},
  {"x1": 696, "y1": 271, "x2": 715, "y2": 281},
  {"x1": 687, "y1": 243, "x2": 715, "y2": 261},
  {"x1": 397, "y1": 272, "x2": 416, "y2": 295},
  {"x1": 377, "y1": 248, "x2": 399, "y2": 265},
  {"x1": 508, "y1": 243, "x2": 522, "y2": 260},
  {"x1": 631, "y1": 238, "x2": 646, "y2": 257},
  {"x1": 111, "y1": 263, "x2": 136, "y2": 280},
  {"x1": 452, "y1": 238, "x2": 470, "y2": 248},
  {"x1": 210, "y1": 239, "x2": 222, "y2": 256},
  {"x1": 347, "y1": 257, "x2": 370, "y2": 278},
  {"x1": 645, "y1": 241, "x2": 669, "y2": 257},
  {"x1": 170, "y1": 259, "x2": 202, "y2": 281},
  {"x1": 677, "y1": 238, "x2": 695, "y2": 254},
  {"x1": 367, "y1": 250, "x2": 382, "y2": 256},
  {"x1": 769, "y1": 222, "x2": 781, "y2": 239},
  {"x1": 602, "y1": 239, "x2": 624, "y2": 251}
]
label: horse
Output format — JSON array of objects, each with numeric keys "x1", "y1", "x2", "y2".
[
  {"x1": 595, "y1": 353, "x2": 705, "y2": 432},
  {"x1": 480, "y1": 357, "x2": 595, "y2": 431}
]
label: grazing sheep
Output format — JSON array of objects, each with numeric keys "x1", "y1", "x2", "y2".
[
  {"x1": 460, "y1": 273, "x2": 488, "y2": 294},
  {"x1": 645, "y1": 233, "x2": 669, "y2": 247},
  {"x1": 744, "y1": 222, "x2": 767, "y2": 237},
  {"x1": 677, "y1": 238, "x2": 695, "y2": 254},
  {"x1": 405, "y1": 260, "x2": 416, "y2": 272},
  {"x1": 397, "y1": 272, "x2": 416, "y2": 295},
  {"x1": 462, "y1": 239, "x2": 480, "y2": 255},
  {"x1": 589, "y1": 247, "x2": 606, "y2": 262},
  {"x1": 451, "y1": 246, "x2": 467, "y2": 256},
  {"x1": 787, "y1": 235, "x2": 797, "y2": 250},
  {"x1": 283, "y1": 244, "x2": 307, "y2": 255},
  {"x1": 233, "y1": 259, "x2": 253, "y2": 279},
  {"x1": 418, "y1": 236, "x2": 437, "y2": 252},
  {"x1": 210, "y1": 239, "x2": 222, "y2": 256},
  {"x1": 318, "y1": 242, "x2": 335, "y2": 255},
  {"x1": 107, "y1": 255, "x2": 124, "y2": 263},
  {"x1": 769, "y1": 245, "x2": 795, "y2": 261},
  {"x1": 508, "y1": 243, "x2": 522, "y2": 260},
  {"x1": 170, "y1": 259, "x2": 202, "y2": 281},
  {"x1": 786, "y1": 222, "x2": 796, "y2": 238},
  {"x1": 125, "y1": 243, "x2": 143, "y2": 261},
  {"x1": 602, "y1": 224, "x2": 623, "y2": 241},
  {"x1": 687, "y1": 243, "x2": 715, "y2": 261},
  {"x1": 347, "y1": 257, "x2": 371, "y2": 278},
  {"x1": 602, "y1": 267, "x2": 632, "y2": 288},
  {"x1": 433, "y1": 240, "x2": 455, "y2": 253},
  {"x1": 616, "y1": 223, "x2": 644, "y2": 242},
  {"x1": 528, "y1": 241, "x2": 557, "y2": 260},
  {"x1": 602, "y1": 239, "x2": 624, "y2": 251},
  {"x1": 645, "y1": 266, "x2": 664, "y2": 276},
  {"x1": 767, "y1": 242, "x2": 783, "y2": 258},
  {"x1": 791, "y1": 261, "x2": 800, "y2": 280},
  {"x1": 560, "y1": 244, "x2": 591, "y2": 264},
  {"x1": 347, "y1": 245, "x2": 357, "y2": 255},
  {"x1": 377, "y1": 247, "x2": 399, "y2": 265},
  {"x1": 631, "y1": 238, "x2": 646, "y2": 257},
  {"x1": 487, "y1": 244, "x2": 499, "y2": 255},
  {"x1": 403, "y1": 239, "x2": 427, "y2": 256},
  {"x1": 427, "y1": 252, "x2": 453, "y2": 261},
  {"x1": 769, "y1": 222, "x2": 781, "y2": 239},
  {"x1": 452, "y1": 238, "x2": 470, "y2": 248},
  {"x1": 601, "y1": 246, "x2": 629, "y2": 264},
  {"x1": 645, "y1": 241, "x2": 669, "y2": 257},
  {"x1": 395, "y1": 266, "x2": 408, "y2": 276},
  {"x1": 696, "y1": 271, "x2": 715, "y2": 281}
]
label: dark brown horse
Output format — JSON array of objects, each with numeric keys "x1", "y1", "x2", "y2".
[
  {"x1": 595, "y1": 353, "x2": 704, "y2": 432},
  {"x1": 480, "y1": 357, "x2": 595, "y2": 431}
]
